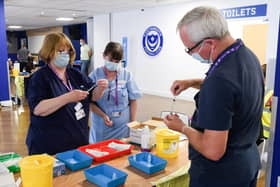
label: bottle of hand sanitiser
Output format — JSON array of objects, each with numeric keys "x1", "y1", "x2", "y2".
[{"x1": 141, "y1": 125, "x2": 152, "y2": 152}]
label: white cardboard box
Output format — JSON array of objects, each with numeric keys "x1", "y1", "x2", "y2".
[{"x1": 128, "y1": 120, "x2": 167, "y2": 145}]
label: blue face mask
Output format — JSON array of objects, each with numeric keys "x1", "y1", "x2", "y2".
[
  {"x1": 191, "y1": 53, "x2": 209, "y2": 64},
  {"x1": 54, "y1": 53, "x2": 70, "y2": 68},
  {"x1": 191, "y1": 43, "x2": 213, "y2": 64},
  {"x1": 105, "y1": 60, "x2": 119, "y2": 71}
]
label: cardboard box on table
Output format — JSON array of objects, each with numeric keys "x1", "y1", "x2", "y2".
[{"x1": 128, "y1": 119, "x2": 167, "y2": 145}]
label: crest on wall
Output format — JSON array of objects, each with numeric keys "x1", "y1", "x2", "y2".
[{"x1": 142, "y1": 26, "x2": 163, "y2": 56}]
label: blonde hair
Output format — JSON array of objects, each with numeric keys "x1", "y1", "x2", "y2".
[{"x1": 39, "y1": 32, "x2": 76, "y2": 64}]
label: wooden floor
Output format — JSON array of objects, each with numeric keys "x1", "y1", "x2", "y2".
[
  {"x1": 0, "y1": 101, "x2": 266, "y2": 186},
  {"x1": 0, "y1": 102, "x2": 29, "y2": 156}
]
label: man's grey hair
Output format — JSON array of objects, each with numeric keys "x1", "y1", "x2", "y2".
[{"x1": 177, "y1": 6, "x2": 229, "y2": 43}]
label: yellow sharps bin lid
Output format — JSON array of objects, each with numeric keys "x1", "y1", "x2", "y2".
[
  {"x1": 155, "y1": 128, "x2": 180, "y2": 138},
  {"x1": 19, "y1": 154, "x2": 54, "y2": 170}
]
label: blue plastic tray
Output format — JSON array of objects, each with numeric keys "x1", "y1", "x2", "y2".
[
  {"x1": 128, "y1": 152, "x2": 167, "y2": 174},
  {"x1": 84, "y1": 164, "x2": 128, "y2": 187},
  {"x1": 56, "y1": 150, "x2": 93, "y2": 171}
]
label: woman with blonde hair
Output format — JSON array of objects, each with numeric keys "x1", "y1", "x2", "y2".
[{"x1": 26, "y1": 32, "x2": 108, "y2": 155}]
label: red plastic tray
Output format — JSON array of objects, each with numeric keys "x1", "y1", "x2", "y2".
[{"x1": 78, "y1": 139, "x2": 133, "y2": 162}]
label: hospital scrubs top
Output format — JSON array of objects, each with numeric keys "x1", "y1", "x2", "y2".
[
  {"x1": 26, "y1": 65, "x2": 94, "y2": 155},
  {"x1": 189, "y1": 39, "x2": 264, "y2": 185},
  {"x1": 89, "y1": 67, "x2": 142, "y2": 143}
]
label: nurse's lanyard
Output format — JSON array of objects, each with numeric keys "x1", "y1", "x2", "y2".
[
  {"x1": 104, "y1": 67, "x2": 118, "y2": 106},
  {"x1": 48, "y1": 64, "x2": 73, "y2": 91},
  {"x1": 206, "y1": 40, "x2": 243, "y2": 78}
]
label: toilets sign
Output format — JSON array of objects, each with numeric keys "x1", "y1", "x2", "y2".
[{"x1": 221, "y1": 4, "x2": 267, "y2": 19}]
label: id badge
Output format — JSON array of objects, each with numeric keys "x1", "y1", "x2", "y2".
[
  {"x1": 118, "y1": 80, "x2": 126, "y2": 85},
  {"x1": 112, "y1": 110, "x2": 121, "y2": 118},
  {"x1": 75, "y1": 109, "x2": 85, "y2": 120},
  {"x1": 74, "y1": 102, "x2": 83, "y2": 112}
]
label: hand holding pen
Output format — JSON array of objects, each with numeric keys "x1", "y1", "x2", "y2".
[
  {"x1": 91, "y1": 79, "x2": 109, "y2": 101},
  {"x1": 96, "y1": 79, "x2": 109, "y2": 91}
]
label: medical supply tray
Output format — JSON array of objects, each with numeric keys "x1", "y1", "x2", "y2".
[
  {"x1": 84, "y1": 163, "x2": 128, "y2": 187},
  {"x1": 128, "y1": 152, "x2": 167, "y2": 174},
  {"x1": 0, "y1": 152, "x2": 21, "y2": 172},
  {"x1": 78, "y1": 139, "x2": 133, "y2": 162},
  {"x1": 56, "y1": 150, "x2": 93, "y2": 171}
]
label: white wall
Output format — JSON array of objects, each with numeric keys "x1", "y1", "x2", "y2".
[
  {"x1": 264, "y1": 1, "x2": 280, "y2": 186},
  {"x1": 87, "y1": 17, "x2": 95, "y2": 73},
  {"x1": 93, "y1": 14, "x2": 111, "y2": 69},
  {"x1": 266, "y1": 0, "x2": 280, "y2": 90},
  {"x1": 28, "y1": 35, "x2": 45, "y2": 54},
  {"x1": 24, "y1": 0, "x2": 268, "y2": 101},
  {"x1": 99, "y1": 0, "x2": 267, "y2": 101},
  {"x1": 24, "y1": 0, "x2": 269, "y2": 102},
  {"x1": 111, "y1": 4, "x2": 208, "y2": 101}
]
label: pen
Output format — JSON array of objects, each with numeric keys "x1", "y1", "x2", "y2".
[{"x1": 87, "y1": 84, "x2": 98, "y2": 92}]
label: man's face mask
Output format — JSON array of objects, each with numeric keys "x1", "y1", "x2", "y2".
[
  {"x1": 191, "y1": 42, "x2": 213, "y2": 64},
  {"x1": 54, "y1": 52, "x2": 69, "y2": 68}
]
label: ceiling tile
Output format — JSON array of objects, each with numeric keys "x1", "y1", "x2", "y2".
[{"x1": 5, "y1": 0, "x2": 191, "y2": 30}]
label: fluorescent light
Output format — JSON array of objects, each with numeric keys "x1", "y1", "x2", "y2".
[
  {"x1": 56, "y1": 17, "x2": 74, "y2": 21},
  {"x1": 8, "y1": 25, "x2": 22, "y2": 29}
]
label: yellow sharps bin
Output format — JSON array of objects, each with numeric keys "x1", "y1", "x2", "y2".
[
  {"x1": 19, "y1": 154, "x2": 54, "y2": 187},
  {"x1": 155, "y1": 128, "x2": 180, "y2": 158}
]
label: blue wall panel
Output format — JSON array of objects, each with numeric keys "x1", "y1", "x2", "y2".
[
  {"x1": 0, "y1": 0, "x2": 10, "y2": 101},
  {"x1": 270, "y1": 16, "x2": 280, "y2": 187},
  {"x1": 63, "y1": 23, "x2": 87, "y2": 61}
]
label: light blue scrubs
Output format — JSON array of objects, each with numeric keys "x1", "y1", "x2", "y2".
[{"x1": 88, "y1": 67, "x2": 142, "y2": 143}]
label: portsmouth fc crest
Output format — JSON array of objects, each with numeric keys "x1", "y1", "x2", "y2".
[{"x1": 142, "y1": 26, "x2": 163, "y2": 56}]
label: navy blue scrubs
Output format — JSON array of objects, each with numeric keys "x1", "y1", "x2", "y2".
[
  {"x1": 26, "y1": 65, "x2": 94, "y2": 155},
  {"x1": 189, "y1": 39, "x2": 264, "y2": 186}
]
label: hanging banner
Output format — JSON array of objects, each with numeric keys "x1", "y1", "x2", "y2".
[{"x1": 122, "y1": 37, "x2": 128, "y2": 67}]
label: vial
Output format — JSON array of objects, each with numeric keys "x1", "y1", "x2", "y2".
[
  {"x1": 141, "y1": 126, "x2": 152, "y2": 152},
  {"x1": 112, "y1": 172, "x2": 117, "y2": 180},
  {"x1": 147, "y1": 153, "x2": 152, "y2": 165}
]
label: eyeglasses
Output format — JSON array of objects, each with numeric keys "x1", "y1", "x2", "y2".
[{"x1": 184, "y1": 37, "x2": 210, "y2": 54}]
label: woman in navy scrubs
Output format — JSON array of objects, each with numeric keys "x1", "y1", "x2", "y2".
[{"x1": 26, "y1": 32, "x2": 108, "y2": 155}]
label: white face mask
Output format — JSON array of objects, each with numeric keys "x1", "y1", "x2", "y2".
[
  {"x1": 191, "y1": 43, "x2": 213, "y2": 64},
  {"x1": 105, "y1": 60, "x2": 119, "y2": 71}
]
